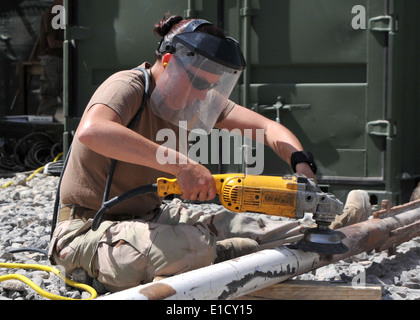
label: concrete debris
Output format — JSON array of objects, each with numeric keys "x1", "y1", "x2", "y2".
[{"x1": 1, "y1": 173, "x2": 420, "y2": 300}]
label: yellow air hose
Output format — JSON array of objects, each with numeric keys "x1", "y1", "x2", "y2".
[
  {"x1": 1, "y1": 153, "x2": 97, "y2": 300},
  {"x1": 0, "y1": 153, "x2": 63, "y2": 188},
  {"x1": 0, "y1": 262, "x2": 97, "y2": 300}
]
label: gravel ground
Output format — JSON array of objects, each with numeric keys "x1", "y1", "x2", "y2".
[{"x1": 1, "y1": 172, "x2": 420, "y2": 300}]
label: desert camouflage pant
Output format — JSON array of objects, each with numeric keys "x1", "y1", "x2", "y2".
[
  {"x1": 49, "y1": 198, "x2": 304, "y2": 292},
  {"x1": 49, "y1": 190, "x2": 370, "y2": 292}
]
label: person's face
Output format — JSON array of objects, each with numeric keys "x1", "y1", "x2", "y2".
[{"x1": 160, "y1": 59, "x2": 221, "y2": 110}]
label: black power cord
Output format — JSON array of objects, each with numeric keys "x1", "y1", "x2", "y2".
[
  {"x1": 51, "y1": 67, "x2": 151, "y2": 236},
  {"x1": 0, "y1": 132, "x2": 63, "y2": 172}
]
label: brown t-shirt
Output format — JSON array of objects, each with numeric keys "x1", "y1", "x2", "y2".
[{"x1": 61, "y1": 62, "x2": 235, "y2": 217}]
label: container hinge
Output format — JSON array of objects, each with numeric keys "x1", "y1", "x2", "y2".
[
  {"x1": 368, "y1": 15, "x2": 398, "y2": 33},
  {"x1": 66, "y1": 25, "x2": 91, "y2": 41},
  {"x1": 239, "y1": 7, "x2": 257, "y2": 17},
  {"x1": 366, "y1": 120, "x2": 396, "y2": 138}
]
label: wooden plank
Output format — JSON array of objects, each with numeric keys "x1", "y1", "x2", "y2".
[{"x1": 236, "y1": 280, "x2": 382, "y2": 300}]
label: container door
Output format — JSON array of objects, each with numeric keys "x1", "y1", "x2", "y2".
[{"x1": 223, "y1": 0, "x2": 391, "y2": 202}]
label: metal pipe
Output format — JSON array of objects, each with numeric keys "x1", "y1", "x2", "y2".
[
  {"x1": 98, "y1": 199, "x2": 420, "y2": 300},
  {"x1": 99, "y1": 245, "x2": 320, "y2": 300}
]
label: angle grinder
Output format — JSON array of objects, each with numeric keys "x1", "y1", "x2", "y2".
[
  {"x1": 91, "y1": 173, "x2": 348, "y2": 255},
  {"x1": 157, "y1": 173, "x2": 349, "y2": 255}
]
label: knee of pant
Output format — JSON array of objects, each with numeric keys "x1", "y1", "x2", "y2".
[
  {"x1": 147, "y1": 224, "x2": 216, "y2": 279},
  {"x1": 95, "y1": 240, "x2": 148, "y2": 292}
]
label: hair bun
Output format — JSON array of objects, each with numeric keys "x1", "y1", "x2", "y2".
[{"x1": 154, "y1": 14, "x2": 183, "y2": 37}]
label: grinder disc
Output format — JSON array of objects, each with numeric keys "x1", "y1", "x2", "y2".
[{"x1": 294, "y1": 227, "x2": 349, "y2": 255}]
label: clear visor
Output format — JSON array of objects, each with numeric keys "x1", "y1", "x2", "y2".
[{"x1": 150, "y1": 44, "x2": 242, "y2": 134}]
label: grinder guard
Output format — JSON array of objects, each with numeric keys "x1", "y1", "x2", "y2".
[{"x1": 293, "y1": 176, "x2": 349, "y2": 254}]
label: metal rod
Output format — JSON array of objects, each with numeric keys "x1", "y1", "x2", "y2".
[
  {"x1": 240, "y1": 0, "x2": 251, "y2": 108},
  {"x1": 98, "y1": 200, "x2": 420, "y2": 300}
]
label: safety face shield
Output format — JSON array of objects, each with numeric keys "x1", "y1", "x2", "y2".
[{"x1": 150, "y1": 32, "x2": 245, "y2": 134}]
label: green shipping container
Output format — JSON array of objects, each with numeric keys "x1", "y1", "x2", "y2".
[{"x1": 63, "y1": 0, "x2": 420, "y2": 206}]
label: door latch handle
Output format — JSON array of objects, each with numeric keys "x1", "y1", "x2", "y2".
[{"x1": 252, "y1": 96, "x2": 311, "y2": 123}]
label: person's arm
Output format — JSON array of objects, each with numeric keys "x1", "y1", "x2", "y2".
[
  {"x1": 216, "y1": 104, "x2": 316, "y2": 180},
  {"x1": 76, "y1": 103, "x2": 217, "y2": 201}
]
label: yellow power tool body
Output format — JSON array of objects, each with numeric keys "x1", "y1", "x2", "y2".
[{"x1": 157, "y1": 174, "x2": 343, "y2": 227}]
